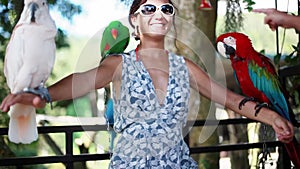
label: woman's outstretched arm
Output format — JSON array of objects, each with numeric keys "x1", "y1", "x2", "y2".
[
  {"x1": 186, "y1": 58, "x2": 294, "y2": 143},
  {"x1": 0, "y1": 55, "x2": 122, "y2": 111}
]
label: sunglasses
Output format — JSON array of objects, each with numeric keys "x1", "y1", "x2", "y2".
[{"x1": 135, "y1": 3, "x2": 175, "y2": 16}]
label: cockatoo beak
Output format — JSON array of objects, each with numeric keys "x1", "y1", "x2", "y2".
[
  {"x1": 111, "y1": 28, "x2": 118, "y2": 40},
  {"x1": 29, "y1": 2, "x2": 39, "y2": 23}
]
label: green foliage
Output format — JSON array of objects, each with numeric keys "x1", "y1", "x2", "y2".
[
  {"x1": 55, "y1": 28, "x2": 70, "y2": 48},
  {"x1": 7, "y1": 141, "x2": 44, "y2": 169},
  {"x1": 279, "y1": 44, "x2": 300, "y2": 108},
  {"x1": 8, "y1": 141, "x2": 38, "y2": 157},
  {"x1": 0, "y1": 59, "x2": 9, "y2": 127},
  {"x1": 273, "y1": 53, "x2": 282, "y2": 66},
  {"x1": 285, "y1": 45, "x2": 300, "y2": 65},
  {"x1": 66, "y1": 96, "x2": 92, "y2": 117},
  {"x1": 269, "y1": 40, "x2": 300, "y2": 109},
  {"x1": 242, "y1": 0, "x2": 256, "y2": 12}
]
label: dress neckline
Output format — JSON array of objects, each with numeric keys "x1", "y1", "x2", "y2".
[{"x1": 136, "y1": 50, "x2": 171, "y2": 107}]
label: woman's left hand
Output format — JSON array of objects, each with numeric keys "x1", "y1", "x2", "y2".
[{"x1": 271, "y1": 116, "x2": 294, "y2": 143}]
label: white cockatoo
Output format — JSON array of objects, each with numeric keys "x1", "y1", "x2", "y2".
[{"x1": 4, "y1": 0, "x2": 56, "y2": 144}]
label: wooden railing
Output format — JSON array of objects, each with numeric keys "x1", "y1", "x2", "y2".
[{"x1": 0, "y1": 119, "x2": 285, "y2": 169}]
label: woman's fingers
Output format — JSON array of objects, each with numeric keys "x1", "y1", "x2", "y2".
[{"x1": 0, "y1": 93, "x2": 46, "y2": 112}]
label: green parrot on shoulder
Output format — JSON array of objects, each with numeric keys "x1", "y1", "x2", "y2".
[
  {"x1": 100, "y1": 20, "x2": 130, "y2": 151},
  {"x1": 100, "y1": 20, "x2": 130, "y2": 62}
]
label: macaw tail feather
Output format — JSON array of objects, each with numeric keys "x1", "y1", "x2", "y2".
[
  {"x1": 8, "y1": 104, "x2": 38, "y2": 144},
  {"x1": 284, "y1": 137, "x2": 300, "y2": 169}
]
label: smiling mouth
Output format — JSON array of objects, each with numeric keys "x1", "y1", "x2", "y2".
[
  {"x1": 150, "y1": 23, "x2": 165, "y2": 27},
  {"x1": 151, "y1": 22, "x2": 164, "y2": 25}
]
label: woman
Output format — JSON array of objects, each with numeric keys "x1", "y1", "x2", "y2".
[{"x1": 1, "y1": 0, "x2": 294, "y2": 168}]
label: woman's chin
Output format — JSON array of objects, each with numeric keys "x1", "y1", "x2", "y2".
[{"x1": 144, "y1": 32, "x2": 166, "y2": 39}]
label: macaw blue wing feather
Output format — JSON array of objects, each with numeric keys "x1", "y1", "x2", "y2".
[{"x1": 248, "y1": 60, "x2": 290, "y2": 121}]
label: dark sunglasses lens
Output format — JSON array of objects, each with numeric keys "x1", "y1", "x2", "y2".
[
  {"x1": 161, "y1": 5, "x2": 174, "y2": 15},
  {"x1": 141, "y1": 5, "x2": 156, "y2": 15}
]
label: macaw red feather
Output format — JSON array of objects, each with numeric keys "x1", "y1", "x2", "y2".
[{"x1": 217, "y1": 32, "x2": 300, "y2": 168}]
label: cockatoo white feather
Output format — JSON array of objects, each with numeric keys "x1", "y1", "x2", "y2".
[{"x1": 4, "y1": 0, "x2": 56, "y2": 144}]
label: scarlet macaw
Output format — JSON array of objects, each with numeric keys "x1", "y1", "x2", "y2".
[{"x1": 216, "y1": 32, "x2": 300, "y2": 168}]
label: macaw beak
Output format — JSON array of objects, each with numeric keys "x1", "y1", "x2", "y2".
[
  {"x1": 217, "y1": 41, "x2": 236, "y2": 59},
  {"x1": 224, "y1": 43, "x2": 236, "y2": 56},
  {"x1": 29, "y1": 2, "x2": 39, "y2": 23},
  {"x1": 111, "y1": 29, "x2": 118, "y2": 40}
]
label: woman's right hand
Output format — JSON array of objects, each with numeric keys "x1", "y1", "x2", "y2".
[{"x1": 0, "y1": 93, "x2": 46, "y2": 112}]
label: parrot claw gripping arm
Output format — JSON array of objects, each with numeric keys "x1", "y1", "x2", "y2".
[
  {"x1": 254, "y1": 102, "x2": 269, "y2": 116},
  {"x1": 238, "y1": 97, "x2": 256, "y2": 110},
  {"x1": 239, "y1": 97, "x2": 269, "y2": 116},
  {"x1": 22, "y1": 83, "x2": 52, "y2": 109}
]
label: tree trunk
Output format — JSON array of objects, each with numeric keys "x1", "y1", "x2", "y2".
[{"x1": 173, "y1": 0, "x2": 219, "y2": 168}]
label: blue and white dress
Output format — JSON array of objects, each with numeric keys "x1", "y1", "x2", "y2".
[{"x1": 110, "y1": 50, "x2": 198, "y2": 168}]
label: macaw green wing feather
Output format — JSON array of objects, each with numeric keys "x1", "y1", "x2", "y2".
[{"x1": 248, "y1": 60, "x2": 290, "y2": 120}]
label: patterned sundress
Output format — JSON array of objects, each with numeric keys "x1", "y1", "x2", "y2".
[{"x1": 110, "y1": 50, "x2": 198, "y2": 168}]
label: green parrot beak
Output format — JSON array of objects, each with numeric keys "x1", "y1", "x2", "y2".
[{"x1": 111, "y1": 29, "x2": 118, "y2": 40}]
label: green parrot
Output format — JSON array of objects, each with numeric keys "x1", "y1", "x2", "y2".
[
  {"x1": 100, "y1": 20, "x2": 130, "y2": 151},
  {"x1": 100, "y1": 20, "x2": 130, "y2": 62}
]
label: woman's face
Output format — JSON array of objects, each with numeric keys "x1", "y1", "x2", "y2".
[{"x1": 132, "y1": 0, "x2": 174, "y2": 39}]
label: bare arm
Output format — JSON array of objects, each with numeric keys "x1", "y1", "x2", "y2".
[
  {"x1": 186, "y1": 58, "x2": 294, "y2": 143},
  {"x1": 253, "y1": 8, "x2": 300, "y2": 31},
  {"x1": 0, "y1": 55, "x2": 122, "y2": 111},
  {"x1": 49, "y1": 55, "x2": 121, "y2": 101}
]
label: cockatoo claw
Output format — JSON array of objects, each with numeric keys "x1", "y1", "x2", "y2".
[{"x1": 23, "y1": 84, "x2": 52, "y2": 109}]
